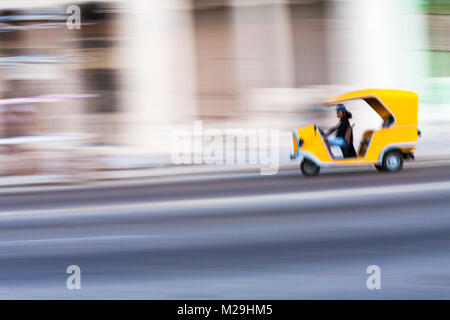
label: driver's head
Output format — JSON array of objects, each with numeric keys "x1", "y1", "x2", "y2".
[{"x1": 336, "y1": 104, "x2": 346, "y2": 118}]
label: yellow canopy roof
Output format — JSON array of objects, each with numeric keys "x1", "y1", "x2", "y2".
[{"x1": 324, "y1": 89, "x2": 418, "y2": 126}]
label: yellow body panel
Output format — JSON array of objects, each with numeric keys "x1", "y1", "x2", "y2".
[
  {"x1": 294, "y1": 125, "x2": 332, "y2": 162},
  {"x1": 292, "y1": 89, "x2": 419, "y2": 167},
  {"x1": 363, "y1": 127, "x2": 417, "y2": 161}
]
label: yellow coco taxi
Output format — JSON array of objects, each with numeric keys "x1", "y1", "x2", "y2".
[{"x1": 290, "y1": 89, "x2": 420, "y2": 177}]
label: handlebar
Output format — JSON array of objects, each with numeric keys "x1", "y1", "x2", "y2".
[
  {"x1": 317, "y1": 126, "x2": 325, "y2": 136},
  {"x1": 314, "y1": 124, "x2": 326, "y2": 136}
]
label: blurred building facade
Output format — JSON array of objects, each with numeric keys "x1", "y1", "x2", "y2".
[{"x1": 0, "y1": 0, "x2": 435, "y2": 170}]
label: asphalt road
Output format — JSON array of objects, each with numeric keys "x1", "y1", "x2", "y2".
[{"x1": 1, "y1": 163, "x2": 450, "y2": 299}]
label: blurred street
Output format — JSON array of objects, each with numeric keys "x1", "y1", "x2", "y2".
[
  {"x1": 0, "y1": 0, "x2": 447, "y2": 301},
  {"x1": 1, "y1": 162, "x2": 450, "y2": 299}
]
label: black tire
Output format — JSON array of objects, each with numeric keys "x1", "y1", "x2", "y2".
[
  {"x1": 300, "y1": 159, "x2": 320, "y2": 177},
  {"x1": 381, "y1": 150, "x2": 403, "y2": 172},
  {"x1": 374, "y1": 165, "x2": 385, "y2": 172}
]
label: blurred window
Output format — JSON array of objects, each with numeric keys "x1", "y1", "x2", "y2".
[
  {"x1": 85, "y1": 69, "x2": 118, "y2": 113},
  {"x1": 426, "y1": 0, "x2": 450, "y2": 77},
  {"x1": 289, "y1": 1, "x2": 328, "y2": 86}
]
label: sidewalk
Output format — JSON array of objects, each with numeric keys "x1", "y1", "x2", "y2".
[{"x1": 1, "y1": 144, "x2": 450, "y2": 189}]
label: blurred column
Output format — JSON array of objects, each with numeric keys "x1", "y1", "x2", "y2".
[
  {"x1": 121, "y1": 0, "x2": 198, "y2": 155},
  {"x1": 231, "y1": 0, "x2": 295, "y2": 110},
  {"x1": 191, "y1": 1, "x2": 237, "y2": 119},
  {"x1": 325, "y1": 0, "x2": 427, "y2": 91}
]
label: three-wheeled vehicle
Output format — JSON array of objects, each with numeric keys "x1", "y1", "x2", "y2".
[{"x1": 291, "y1": 89, "x2": 420, "y2": 177}]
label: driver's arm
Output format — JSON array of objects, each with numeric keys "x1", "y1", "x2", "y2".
[{"x1": 326, "y1": 124, "x2": 339, "y2": 136}]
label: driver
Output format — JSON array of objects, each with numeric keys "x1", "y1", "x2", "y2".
[{"x1": 325, "y1": 104, "x2": 352, "y2": 147}]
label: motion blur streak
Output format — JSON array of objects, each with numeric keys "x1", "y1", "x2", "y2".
[
  {"x1": 1, "y1": 164, "x2": 450, "y2": 299},
  {"x1": 2, "y1": 179, "x2": 450, "y2": 217}
]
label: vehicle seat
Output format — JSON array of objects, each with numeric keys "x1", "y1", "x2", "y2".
[
  {"x1": 358, "y1": 130, "x2": 374, "y2": 157},
  {"x1": 382, "y1": 116, "x2": 394, "y2": 128}
]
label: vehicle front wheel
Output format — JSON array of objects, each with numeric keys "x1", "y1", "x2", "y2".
[
  {"x1": 300, "y1": 159, "x2": 320, "y2": 177},
  {"x1": 381, "y1": 150, "x2": 403, "y2": 172}
]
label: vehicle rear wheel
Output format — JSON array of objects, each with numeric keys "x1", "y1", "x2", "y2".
[
  {"x1": 381, "y1": 150, "x2": 403, "y2": 172},
  {"x1": 300, "y1": 159, "x2": 320, "y2": 177}
]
